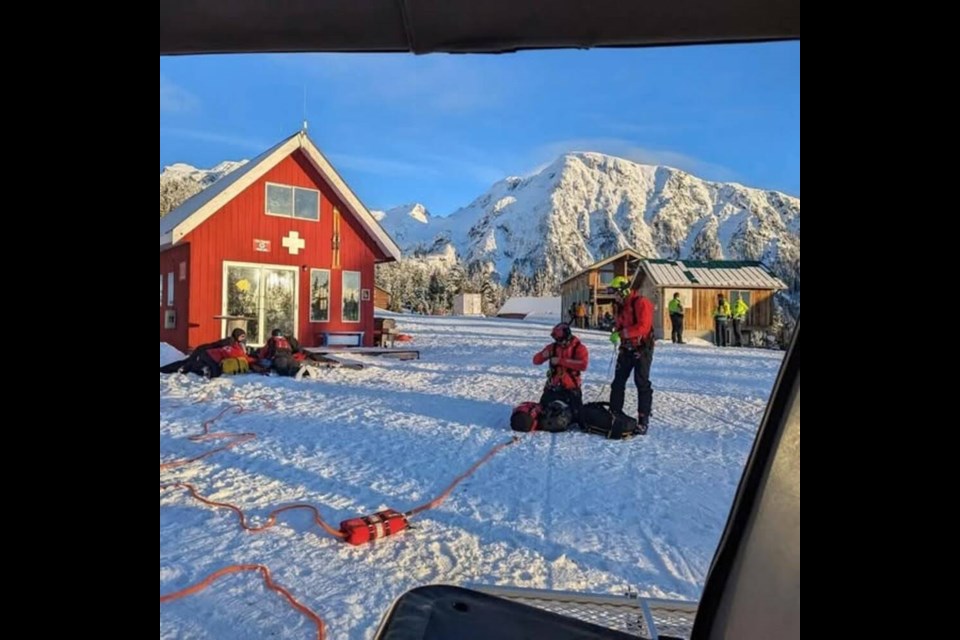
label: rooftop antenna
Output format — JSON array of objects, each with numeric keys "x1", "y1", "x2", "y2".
[{"x1": 302, "y1": 85, "x2": 308, "y2": 133}]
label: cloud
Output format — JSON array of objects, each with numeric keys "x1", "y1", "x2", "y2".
[
  {"x1": 327, "y1": 152, "x2": 441, "y2": 178},
  {"x1": 416, "y1": 153, "x2": 506, "y2": 185},
  {"x1": 161, "y1": 127, "x2": 267, "y2": 151},
  {"x1": 329, "y1": 147, "x2": 503, "y2": 184},
  {"x1": 281, "y1": 54, "x2": 502, "y2": 113},
  {"x1": 532, "y1": 138, "x2": 739, "y2": 182},
  {"x1": 159, "y1": 75, "x2": 199, "y2": 113}
]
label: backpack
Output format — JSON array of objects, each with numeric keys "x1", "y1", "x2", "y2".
[
  {"x1": 220, "y1": 357, "x2": 250, "y2": 375},
  {"x1": 271, "y1": 353, "x2": 299, "y2": 376},
  {"x1": 540, "y1": 400, "x2": 573, "y2": 432},
  {"x1": 579, "y1": 402, "x2": 640, "y2": 439},
  {"x1": 287, "y1": 335, "x2": 301, "y2": 353},
  {"x1": 270, "y1": 336, "x2": 293, "y2": 356}
]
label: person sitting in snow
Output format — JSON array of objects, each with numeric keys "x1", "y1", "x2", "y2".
[
  {"x1": 533, "y1": 322, "x2": 589, "y2": 421},
  {"x1": 160, "y1": 328, "x2": 253, "y2": 378}
]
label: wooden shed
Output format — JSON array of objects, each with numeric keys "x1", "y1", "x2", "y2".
[
  {"x1": 559, "y1": 249, "x2": 643, "y2": 328},
  {"x1": 633, "y1": 259, "x2": 787, "y2": 343}
]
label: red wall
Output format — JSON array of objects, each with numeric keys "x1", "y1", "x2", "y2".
[
  {"x1": 169, "y1": 150, "x2": 386, "y2": 350},
  {"x1": 159, "y1": 244, "x2": 190, "y2": 351}
]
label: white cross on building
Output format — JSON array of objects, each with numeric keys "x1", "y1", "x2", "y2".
[{"x1": 281, "y1": 230, "x2": 306, "y2": 255}]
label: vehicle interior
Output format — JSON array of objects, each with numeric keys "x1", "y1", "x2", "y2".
[{"x1": 160, "y1": 2, "x2": 800, "y2": 638}]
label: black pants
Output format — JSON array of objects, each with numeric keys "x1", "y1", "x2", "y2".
[
  {"x1": 732, "y1": 318, "x2": 743, "y2": 346},
  {"x1": 609, "y1": 345, "x2": 653, "y2": 423},
  {"x1": 159, "y1": 349, "x2": 221, "y2": 377},
  {"x1": 670, "y1": 313, "x2": 684, "y2": 343},
  {"x1": 714, "y1": 318, "x2": 729, "y2": 346},
  {"x1": 539, "y1": 386, "x2": 583, "y2": 422}
]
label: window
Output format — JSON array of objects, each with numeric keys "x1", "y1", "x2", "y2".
[
  {"x1": 223, "y1": 263, "x2": 298, "y2": 345},
  {"x1": 167, "y1": 272, "x2": 175, "y2": 306},
  {"x1": 342, "y1": 271, "x2": 361, "y2": 323},
  {"x1": 265, "y1": 183, "x2": 320, "y2": 220},
  {"x1": 310, "y1": 269, "x2": 331, "y2": 322}
]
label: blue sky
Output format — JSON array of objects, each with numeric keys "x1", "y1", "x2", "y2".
[{"x1": 160, "y1": 43, "x2": 799, "y2": 215}]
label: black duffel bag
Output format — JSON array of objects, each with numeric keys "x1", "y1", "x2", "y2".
[{"x1": 579, "y1": 402, "x2": 641, "y2": 439}]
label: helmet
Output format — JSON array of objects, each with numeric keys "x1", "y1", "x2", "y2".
[
  {"x1": 271, "y1": 328, "x2": 283, "y2": 337},
  {"x1": 551, "y1": 322, "x2": 572, "y2": 343},
  {"x1": 609, "y1": 275, "x2": 632, "y2": 293}
]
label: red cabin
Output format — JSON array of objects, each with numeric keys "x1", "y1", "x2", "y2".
[{"x1": 159, "y1": 131, "x2": 401, "y2": 352}]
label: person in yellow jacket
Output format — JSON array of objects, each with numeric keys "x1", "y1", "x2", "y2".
[
  {"x1": 667, "y1": 292, "x2": 685, "y2": 343},
  {"x1": 713, "y1": 294, "x2": 731, "y2": 347},
  {"x1": 731, "y1": 297, "x2": 749, "y2": 347}
]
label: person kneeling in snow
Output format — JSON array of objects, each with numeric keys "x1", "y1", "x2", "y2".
[
  {"x1": 533, "y1": 322, "x2": 589, "y2": 425},
  {"x1": 257, "y1": 329, "x2": 299, "y2": 376}
]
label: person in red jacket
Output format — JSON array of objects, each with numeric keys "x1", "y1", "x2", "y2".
[
  {"x1": 533, "y1": 322, "x2": 589, "y2": 418},
  {"x1": 608, "y1": 276, "x2": 655, "y2": 432},
  {"x1": 200, "y1": 328, "x2": 254, "y2": 376},
  {"x1": 258, "y1": 328, "x2": 298, "y2": 375},
  {"x1": 161, "y1": 328, "x2": 252, "y2": 378}
]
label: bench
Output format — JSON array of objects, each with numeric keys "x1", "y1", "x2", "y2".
[
  {"x1": 315, "y1": 331, "x2": 364, "y2": 347},
  {"x1": 374, "y1": 318, "x2": 399, "y2": 348}
]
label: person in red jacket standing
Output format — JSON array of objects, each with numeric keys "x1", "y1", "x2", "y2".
[
  {"x1": 533, "y1": 322, "x2": 590, "y2": 418},
  {"x1": 608, "y1": 276, "x2": 655, "y2": 433}
]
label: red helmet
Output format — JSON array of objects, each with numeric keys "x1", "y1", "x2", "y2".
[{"x1": 551, "y1": 322, "x2": 572, "y2": 343}]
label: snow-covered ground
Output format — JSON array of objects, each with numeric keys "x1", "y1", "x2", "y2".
[{"x1": 160, "y1": 314, "x2": 783, "y2": 639}]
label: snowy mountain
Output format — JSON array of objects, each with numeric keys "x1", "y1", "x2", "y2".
[
  {"x1": 157, "y1": 152, "x2": 800, "y2": 305},
  {"x1": 369, "y1": 203, "x2": 437, "y2": 250},
  {"x1": 377, "y1": 153, "x2": 799, "y2": 292},
  {"x1": 159, "y1": 160, "x2": 248, "y2": 217}
]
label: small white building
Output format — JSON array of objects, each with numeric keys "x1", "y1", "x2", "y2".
[
  {"x1": 497, "y1": 296, "x2": 562, "y2": 321},
  {"x1": 453, "y1": 293, "x2": 484, "y2": 316}
]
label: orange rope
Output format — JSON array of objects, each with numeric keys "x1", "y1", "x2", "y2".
[
  {"x1": 160, "y1": 437, "x2": 519, "y2": 537},
  {"x1": 160, "y1": 482, "x2": 347, "y2": 539},
  {"x1": 160, "y1": 403, "x2": 265, "y2": 470},
  {"x1": 159, "y1": 433, "x2": 256, "y2": 470},
  {"x1": 159, "y1": 564, "x2": 325, "y2": 640},
  {"x1": 405, "y1": 436, "x2": 518, "y2": 517}
]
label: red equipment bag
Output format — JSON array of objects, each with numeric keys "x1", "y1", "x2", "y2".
[{"x1": 339, "y1": 509, "x2": 409, "y2": 545}]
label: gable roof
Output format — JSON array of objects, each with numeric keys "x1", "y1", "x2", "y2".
[
  {"x1": 559, "y1": 248, "x2": 644, "y2": 286},
  {"x1": 159, "y1": 131, "x2": 402, "y2": 262},
  {"x1": 639, "y1": 259, "x2": 786, "y2": 289}
]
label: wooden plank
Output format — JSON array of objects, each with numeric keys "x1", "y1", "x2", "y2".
[{"x1": 303, "y1": 346, "x2": 420, "y2": 360}]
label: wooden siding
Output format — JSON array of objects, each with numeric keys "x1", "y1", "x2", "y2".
[
  {"x1": 159, "y1": 243, "x2": 191, "y2": 352},
  {"x1": 374, "y1": 286, "x2": 391, "y2": 310},
  {"x1": 560, "y1": 255, "x2": 640, "y2": 327},
  {"x1": 650, "y1": 285, "x2": 776, "y2": 340},
  {"x1": 178, "y1": 150, "x2": 381, "y2": 349}
]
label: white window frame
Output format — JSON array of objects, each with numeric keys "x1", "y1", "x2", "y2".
[
  {"x1": 264, "y1": 182, "x2": 320, "y2": 221},
  {"x1": 309, "y1": 268, "x2": 331, "y2": 323},
  {"x1": 221, "y1": 261, "x2": 300, "y2": 346},
  {"x1": 341, "y1": 270, "x2": 361, "y2": 324},
  {"x1": 167, "y1": 272, "x2": 175, "y2": 306}
]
